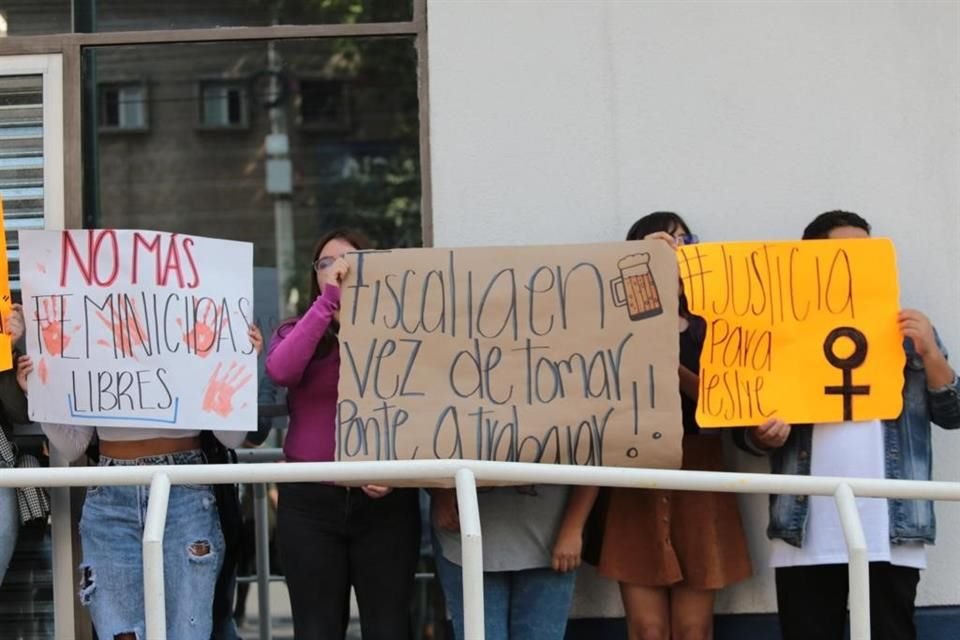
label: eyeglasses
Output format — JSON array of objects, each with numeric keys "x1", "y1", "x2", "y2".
[
  {"x1": 676, "y1": 233, "x2": 699, "y2": 246},
  {"x1": 312, "y1": 256, "x2": 337, "y2": 272}
]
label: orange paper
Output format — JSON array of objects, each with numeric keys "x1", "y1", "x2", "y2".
[
  {"x1": 678, "y1": 239, "x2": 903, "y2": 427},
  {"x1": 0, "y1": 197, "x2": 12, "y2": 371}
]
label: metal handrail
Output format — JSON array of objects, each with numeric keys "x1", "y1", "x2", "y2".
[{"x1": 5, "y1": 459, "x2": 960, "y2": 640}]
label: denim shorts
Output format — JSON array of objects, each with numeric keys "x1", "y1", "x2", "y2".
[{"x1": 78, "y1": 450, "x2": 224, "y2": 640}]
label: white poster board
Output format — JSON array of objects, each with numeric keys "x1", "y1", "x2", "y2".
[{"x1": 20, "y1": 229, "x2": 256, "y2": 431}]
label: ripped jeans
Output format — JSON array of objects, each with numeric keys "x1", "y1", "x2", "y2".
[{"x1": 78, "y1": 451, "x2": 224, "y2": 640}]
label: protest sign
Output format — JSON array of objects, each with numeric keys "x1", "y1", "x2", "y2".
[
  {"x1": 337, "y1": 242, "x2": 683, "y2": 468},
  {"x1": 20, "y1": 229, "x2": 256, "y2": 430},
  {"x1": 0, "y1": 197, "x2": 12, "y2": 371},
  {"x1": 678, "y1": 239, "x2": 904, "y2": 427}
]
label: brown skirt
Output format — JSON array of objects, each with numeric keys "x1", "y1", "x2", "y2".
[{"x1": 594, "y1": 434, "x2": 752, "y2": 590}]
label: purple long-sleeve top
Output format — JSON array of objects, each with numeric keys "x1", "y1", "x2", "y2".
[{"x1": 265, "y1": 284, "x2": 341, "y2": 462}]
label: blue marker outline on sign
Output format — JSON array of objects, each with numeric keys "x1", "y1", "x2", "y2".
[{"x1": 67, "y1": 395, "x2": 180, "y2": 425}]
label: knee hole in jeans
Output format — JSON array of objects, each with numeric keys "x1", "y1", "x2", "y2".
[
  {"x1": 78, "y1": 564, "x2": 95, "y2": 605},
  {"x1": 113, "y1": 634, "x2": 139, "y2": 640},
  {"x1": 187, "y1": 539, "x2": 214, "y2": 561}
]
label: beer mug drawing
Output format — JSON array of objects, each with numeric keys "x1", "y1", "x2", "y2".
[{"x1": 610, "y1": 253, "x2": 663, "y2": 321}]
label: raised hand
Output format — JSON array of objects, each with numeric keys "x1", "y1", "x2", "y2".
[
  {"x1": 7, "y1": 304, "x2": 24, "y2": 344},
  {"x1": 15, "y1": 355, "x2": 32, "y2": 392},
  {"x1": 248, "y1": 324, "x2": 263, "y2": 356},
  {"x1": 323, "y1": 257, "x2": 350, "y2": 290}
]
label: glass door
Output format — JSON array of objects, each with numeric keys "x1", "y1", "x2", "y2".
[{"x1": 0, "y1": 53, "x2": 65, "y2": 640}]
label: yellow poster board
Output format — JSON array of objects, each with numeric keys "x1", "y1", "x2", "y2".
[
  {"x1": 678, "y1": 239, "x2": 903, "y2": 427},
  {"x1": 0, "y1": 197, "x2": 11, "y2": 371}
]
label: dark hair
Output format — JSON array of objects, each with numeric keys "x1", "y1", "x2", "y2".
[
  {"x1": 277, "y1": 228, "x2": 373, "y2": 360},
  {"x1": 625, "y1": 211, "x2": 691, "y2": 241},
  {"x1": 802, "y1": 210, "x2": 871, "y2": 240}
]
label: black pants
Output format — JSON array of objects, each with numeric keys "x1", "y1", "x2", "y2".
[
  {"x1": 277, "y1": 483, "x2": 421, "y2": 640},
  {"x1": 776, "y1": 562, "x2": 920, "y2": 640}
]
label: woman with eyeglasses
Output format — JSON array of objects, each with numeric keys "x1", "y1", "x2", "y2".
[
  {"x1": 569, "y1": 212, "x2": 767, "y2": 640},
  {"x1": 265, "y1": 229, "x2": 420, "y2": 640}
]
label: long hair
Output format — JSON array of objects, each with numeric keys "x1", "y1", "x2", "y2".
[{"x1": 277, "y1": 228, "x2": 373, "y2": 360}]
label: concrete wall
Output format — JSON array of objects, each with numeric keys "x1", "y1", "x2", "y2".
[{"x1": 427, "y1": 0, "x2": 960, "y2": 614}]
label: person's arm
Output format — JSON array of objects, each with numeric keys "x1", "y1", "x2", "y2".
[
  {"x1": 41, "y1": 423, "x2": 95, "y2": 463},
  {"x1": 265, "y1": 285, "x2": 341, "y2": 387},
  {"x1": 902, "y1": 311, "x2": 960, "y2": 428},
  {"x1": 0, "y1": 306, "x2": 29, "y2": 424},
  {"x1": 0, "y1": 368, "x2": 28, "y2": 425},
  {"x1": 430, "y1": 488, "x2": 460, "y2": 532},
  {"x1": 551, "y1": 485, "x2": 599, "y2": 573}
]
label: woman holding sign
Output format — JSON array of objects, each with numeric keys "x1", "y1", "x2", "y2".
[
  {"x1": 579, "y1": 212, "x2": 767, "y2": 640},
  {"x1": 28, "y1": 323, "x2": 263, "y2": 640},
  {"x1": 265, "y1": 229, "x2": 421, "y2": 640}
]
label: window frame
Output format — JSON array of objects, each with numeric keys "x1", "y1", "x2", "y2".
[
  {"x1": 97, "y1": 79, "x2": 149, "y2": 133},
  {"x1": 196, "y1": 78, "x2": 251, "y2": 130}
]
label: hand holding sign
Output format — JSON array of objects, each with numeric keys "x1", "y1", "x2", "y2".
[
  {"x1": 898, "y1": 309, "x2": 937, "y2": 359},
  {"x1": 8, "y1": 304, "x2": 24, "y2": 344}
]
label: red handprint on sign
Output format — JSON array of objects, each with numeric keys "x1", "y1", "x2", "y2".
[
  {"x1": 201, "y1": 362, "x2": 251, "y2": 418},
  {"x1": 177, "y1": 300, "x2": 224, "y2": 358},
  {"x1": 37, "y1": 297, "x2": 79, "y2": 356},
  {"x1": 96, "y1": 303, "x2": 149, "y2": 359}
]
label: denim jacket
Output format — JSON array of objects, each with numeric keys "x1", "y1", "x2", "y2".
[{"x1": 765, "y1": 335, "x2": 960, "y2": 548}]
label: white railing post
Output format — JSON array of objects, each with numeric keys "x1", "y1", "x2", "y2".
[
  {"x1": 455, "y1": 468, "x2": 484, "y2": 640},
  {"x1": 143, "y1": 473, "x2": 171, "y2": 640},
  {"x1": 48, "y1": 449, "x2": 76, "y2": 639},
  {"x1": 254, "y1": 482, "x2": 273, "y2": 640},
  {"x1": 835, "y1": 482, "x2": 870, "y2": 640}
]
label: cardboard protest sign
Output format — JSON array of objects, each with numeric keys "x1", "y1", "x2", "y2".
[
  {"x1": 337, "y1": 242, "x2": 682, "y2": 469},
  {"x1": 678, "y1": 239, "x2": 904, "y2": 427},
  {"x1": 0, "y1": 197, "x2": 12, "y2": 371},
  {"x1": 19, "y1": 229, "x2": 256, "y2": 430}
]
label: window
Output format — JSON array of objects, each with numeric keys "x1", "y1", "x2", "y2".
[
  {"x1": 0, "y1": 74, "x2": 46, "y2": 297},
  {"x1": 199, "y1": 81, "x2": 249, "y2": 129},
  {"x1": 297, "y1": 79, "x2": 352, "y2": 132},
  {"x1": 99, "y1": 82, "x2": 147, "y2": 131}
]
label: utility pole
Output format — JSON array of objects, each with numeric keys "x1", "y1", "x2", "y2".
[{"x1": 265, "y1": 40, "x2": 296, "y2": 321}]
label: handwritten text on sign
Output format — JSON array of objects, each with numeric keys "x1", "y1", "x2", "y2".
[
  {"x1": 678, "y1": 239, "x2": 904, "y2": 427},
  {"x1": 20, "y1": 230, "x2": 256, "y2": 430},
  {"x1": 336, "y1": 243, "x2": 683, "y2": 468}
]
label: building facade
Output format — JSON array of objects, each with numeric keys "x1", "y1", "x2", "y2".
[{"x1": 0, "y1": 1, "x2": 959, "y2": 638}]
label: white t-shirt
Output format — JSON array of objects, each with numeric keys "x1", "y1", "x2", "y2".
[{"x1": 769, "y1": 419, "x2": 926, "y2": 570}]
